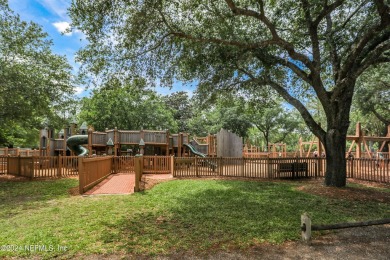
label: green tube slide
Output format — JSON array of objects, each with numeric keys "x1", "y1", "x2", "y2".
[{"x1": 66, "y1": 135, "x2": 89, "y2": 156}]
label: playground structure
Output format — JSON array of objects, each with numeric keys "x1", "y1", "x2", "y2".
[
  {"x1": 298, "y1": 122, "x2": 390, "y2": 159},
  {"x1": 241, "y1": 123, "x2": 389, "y2": 160},
  {"x1": 40, "y1": 124, "x2": 192, "y2": 157},
  {"x1": 2, "y1": 121, "x2": 386, "y2": 160},
  {"x1": 38, "y1": 123, "x2": 242, "y2": 158},
  {"x1": 347, "y1": 122, "x2": 390, "y2": 159},
  {"x1": 190, "y1": 134, "x2": 217, "y2": 157},
  {"x1": 0, "y1": 147, "x2": 39, "y2": 157},
  {"x1": 298, "y1": 136, "x2": 325, "y2": 158},
  {"x1": 243, "y1": 142, "x2": 288, "y2": 158}
]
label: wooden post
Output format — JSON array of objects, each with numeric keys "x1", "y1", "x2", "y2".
[
  {"x1": 170, "y1": 156, "x2": 175, "y2": 176},
  {"x1": 241, "y1": 157, "x2": 245, "y2": 176},
  {"x1": 356, "y1": 122, "x2": 362, "y2": 159},
  {"x1": 195, "y1": 157, "x2": 198, "y2": 177},
  {"x1": 6, "y1": 156, "x2": 9, "y2": 175},
  {"x1": 350, "y1": 157, "x2": 354, "y2": 179},
  {"x1": 178, "y1": 133, "x2": 182, "y2": 157},
  {"x1": 17, "y1": 155, "x2": 21, "y2": 176},
  {"x1": 29, "y1": 157, "x2": 34, "y2": 179},
  {"x1": 301, "y1": 213, "x2": 312, "y2": 242},
  {"x1": 114, "y1": 127, "x2": 119, "y2": 156},
  {"x1": 317, "y1": 136, "x2": 322, "y2": 175},
  {"x1": 154, "y1": 155, "x2": 157, "y2": 173},
  {"x1": 57, "y1": 155, "x2": 62, "y2": 177},
  {"x1": 88, "y1": 128, "x2": 93, "y2": 155},
  {"x1": 134, "y1": 156, "x2": 142, "y2": 192},
  {"x1": 219, "y1": 157, "x2": 223, "y2": 176},
  {"x1": 114, "y1": 155, "x2": 118, "y2": 174},
  {"x1": 267, "y1": 157, "x2": 272, "y2": 179},
  {"x1": 166, "y1": 130, "x2": 170, "y2": 156},
  {"x1": 299, "y1": 137, "x2": 303, "y2": 157},
  {"x1": 78, "y1": 157, "x2": 85, "y2": 194}
]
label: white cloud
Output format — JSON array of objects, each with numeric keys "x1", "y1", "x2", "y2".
[
  {"x1": 53, "y1": 21, "x2": 72, "y2": 36},
  {"x1": 74, "y1": 86, "x2": 84, "y2": 95}
]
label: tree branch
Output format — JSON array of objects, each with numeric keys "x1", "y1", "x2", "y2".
[
  {"x1": 313, "y1": 0, "x2": 344, "y2": 26},
  {"x1": 339, "y1": 8, "x2": 390, "y2": 82},
  {"x1": 373, "y1": 109, "x2": 390, "y2": 125},
  {"x1": 325, "y1": 13, "x2": 341, "y2": 83},
  {"x1": 300, "y1": 0, "x2": 321, "y2": 67},
  {"x1": 224, "y1": 0, "x2": 315, "y2": 72},
  {"x1": 267, "y1": 80, "x2": 325, "y2": 140},
  {"x1": 170, "y1": 31, "x2": 276, "y2": 49},
  {"x1": 239, "y1": 68, "x2": 325, "y2": 141},
  {"x1": 356, "y1": 42, "x2": 390, "y2": 76},
  {"x1": 252, "y1": 50, "x2": 312, "y2": 85},
  {"x1": 373, "y1": 0, "x2": 390, "y2": 23}
]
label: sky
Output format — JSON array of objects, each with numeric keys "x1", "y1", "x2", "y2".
[{"x1": 7, "y1": 0, "x2": 195, "y2": 97}]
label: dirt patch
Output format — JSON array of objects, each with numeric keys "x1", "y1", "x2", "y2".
[
  {"x1": 141, "y1": 174, "x2": 174, "y2": 191},
  {"x1": 0, "y1": 174, "x2": 31, "y2": 182},
  {"x1": 296, "y1": 178, "x2": 390, "y2": 203},
  {"x1": 68, "y1": 186, "x2": 80, "y2": 196}
]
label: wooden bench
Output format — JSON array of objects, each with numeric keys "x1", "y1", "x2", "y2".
[{"x1": 277, "y1": 162, "x2": 308, "y2": 179}]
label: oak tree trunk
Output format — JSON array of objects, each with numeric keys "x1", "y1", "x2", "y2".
[{"x1": 324, "y1": 128, "x2": 347, "y2": 187}]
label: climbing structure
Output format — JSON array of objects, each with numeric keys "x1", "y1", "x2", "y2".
[{"x1": 347, "y1": 122, "x2": 390, "y2": 159}]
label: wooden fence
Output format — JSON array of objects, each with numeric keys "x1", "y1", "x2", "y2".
[
  {"x1": 173, "y1": 157, "x2": 390, "y2": 183},
  {"x1": 79, "y1": 156, "x2": 113, "y2": 193},
  {"x1": 114, "y1": 156, "x2": 135, "y2": 173},
  {"x1": 2, "y1": 155, "x2": 389, "y2": 184},
  {"x1": 0, "y1": 156, "x2": 7, "y2": 174},
  {"x1": 1, "y1": 156, "x2": 79, "y2": 178},
  {"x1": 348, "y1": 158, "x2": 390, "y2": 183},
  {"x1": 142, "y1": 156, "x2": 172, "y2": 174},
  {"x1": 174, "y1": 157, "x2": 324, "y2": 179}
]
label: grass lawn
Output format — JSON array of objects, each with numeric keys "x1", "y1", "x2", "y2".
[{"x1": 0, "y1": 178, "x2": 389, "y2": 258}]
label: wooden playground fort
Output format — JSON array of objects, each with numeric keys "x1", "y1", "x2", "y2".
[
  {"x1": 39, "y1": 124, "x2": 191, "y2": 157},
  {"x1": 37, "y1": 123, "x2": 242, "y2": 158}
]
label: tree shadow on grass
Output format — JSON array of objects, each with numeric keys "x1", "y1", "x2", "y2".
[
  {"x1": 0, "y1": 178, "x2": 79, "y2": 218},
  {"x1": 98, "y1": 180, "x2": 314, "y2": 256},
  {"x1": 99, "y1": 179, "x2": 390, "y2": 256}
]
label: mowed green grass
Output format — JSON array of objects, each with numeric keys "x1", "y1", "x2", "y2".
[{"x1": 0, "y1": 178, "x2": 389, "y2": 258}]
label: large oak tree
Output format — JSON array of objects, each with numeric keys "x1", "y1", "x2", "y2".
[
  {"x1": 70, "y1": 0, "x2": 390, "y2": 187},
  {"x1": 0, "y1": 1, "x2": 75, "y2": 146}
]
